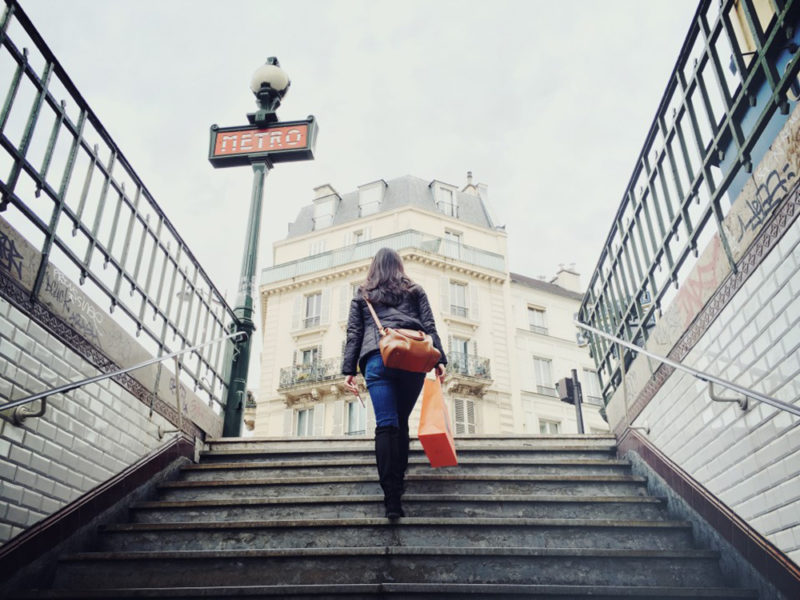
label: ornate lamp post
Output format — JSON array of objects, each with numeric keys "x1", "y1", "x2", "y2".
[{"x1": 209, "y1": 58, "x2": 318, "y2": 436}]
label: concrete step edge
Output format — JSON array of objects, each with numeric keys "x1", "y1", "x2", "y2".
[
  {"x1": 207, "y1": 434, "x2": 617, "y2": 443},
  {"x1": 103, "y1": 517, "x2": 692, "y2": 532},
  {"x1": 60, "y1": 546, "x2": 721, "y2": 561},
  {"x1": 200, "y1": 445, "x2": 617, "y2": 457},
  {"x1": 158, "y1": 474, "x2": 647, "y2": 488},
  {"x1": 182, "y1": 458, "x2": 631, "y2": 470},
  {"x1": 11, "y1": 583, "x2": 759, "y2": 598},
  {"x1": 132, "y1": 494, "x2": 665, "y2": 509}
]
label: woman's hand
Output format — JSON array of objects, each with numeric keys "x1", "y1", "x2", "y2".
[
  {"x1": 345, "y1": 375, "x2": 359, "y2": 394},
  {"x1": 435, "y1": 364, "x2": 446, "y2": 384}
]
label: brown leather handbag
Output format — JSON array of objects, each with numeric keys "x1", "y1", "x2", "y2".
[{"x1": 364, "y1": 297, "x2": 441, "y2": 373}]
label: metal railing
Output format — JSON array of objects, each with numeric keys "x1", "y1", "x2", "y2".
[
  {"x1": 0, "y1": 0, "x2": 238, "y2": 411},
  {"x1": 448, "y1": 352, "x2": 491, "y2": 380},
  {"x1": 261, "y1": 229, "x2": 506, "y2": 284},
  {"x1": 579, "y1": 0, "x2": 800, "y2": 402},
  {"x1": 574, "y1": 319, "x2": 800, "y2": 418},
  {"x1": 278, "y1": 356, "x2": 342, "y2": 389},
  {"x1": 0, "y1": 331, "x2": 246, "y2": 426}
]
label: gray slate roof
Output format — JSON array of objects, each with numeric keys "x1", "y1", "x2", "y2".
[
  {"x1": 510, "y1": 272, "x2": 584, "y2": 301},
  {"x1": 287, "y1": 175, "x2": 495, "y2": 238}
]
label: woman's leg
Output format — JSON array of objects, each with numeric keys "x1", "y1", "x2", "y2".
[
  {"x1": 364, "y1": 355, "x2": 404, "y2": 518},
  {"x1": 394, "y1": 373, "x2": 426, "y2": 495}
]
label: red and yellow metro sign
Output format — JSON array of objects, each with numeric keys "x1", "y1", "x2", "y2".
[{"x1": 208, "y1": 117, "x2": 318, "y2": 168}]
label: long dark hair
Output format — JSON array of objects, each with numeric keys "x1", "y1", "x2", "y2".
[{"x1": 361, "y1": 248, "x2": 414, "y2": 306}]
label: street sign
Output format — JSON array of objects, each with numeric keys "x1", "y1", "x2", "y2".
[{"x1": 208, "y1": 117, "x2": 318, "y2": 168}]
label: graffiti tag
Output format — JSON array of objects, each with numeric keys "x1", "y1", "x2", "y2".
[
  {"x1": 734, "y1": 163, "x2": 795, "y2": 243},
  {"x1": 0, "y1": 231, "x2": 23, "y2": 278},
  {"x1": 675, "y1": 237, "x2": 722, "y2": 328}
]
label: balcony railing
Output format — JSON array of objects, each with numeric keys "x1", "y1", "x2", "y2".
[
  {"x1": 262, "y1": 229, "x2": 506, "y2": 284},
  {"x1": 279, "y1": 357, "x2": 341, "y2": 389},
  {"x1": 448, "y1": 352, "x2": 491, "y2": 380}
]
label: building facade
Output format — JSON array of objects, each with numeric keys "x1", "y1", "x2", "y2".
[{"x1": 253, "y1": 174, "x2": 606, "y2": 438}]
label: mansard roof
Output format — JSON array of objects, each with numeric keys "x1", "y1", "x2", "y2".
[
  {"x1": 286, "y1": 174, "x2": 495, "y2": 238},
  {"x1": 510, "y1": 272, "x2": 584, "y2": 301}
]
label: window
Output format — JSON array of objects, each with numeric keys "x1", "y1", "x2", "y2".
[
  {"x1": 450, "y1": 281, "x2": 468, "y2": 318},
  {"x1": 528, "y1": 307, "x2": 547, "y2": 335},
  {"x1": 299, "y1": 347, "x2": 319, "y2": 366},
  {"x1": 444, "y1": 230, "x2": 463, "y2": 259},
  {"x1": 346, "y1": 400, "x2": 366, "y2": 436},
  {"x1": 313, "y1": 199, "x2": 335, "y2": 229},
  {"x1": 308, "y1": 240, "x2": 327, "y2": 256},
  {"x1": 533, "y1": 357, "x2": 556, "y2": 396},
  {"x1": 437, "y1": 187, "x2": 457, "y2": 217},
  {"x1": 304, "y1": 292, "x2": 322, "y2": 328},
  {"x1": 539, "y1": 419, "x2": 561, "y2": 434},
  {"x1": 454, "y1": 398, "x2": 475, "y2": 434},
  {"x1": 450, "y1": 336, "x2": 470, "y2": 375},
  {"x1": 296, "y1": 408, "x2": 314, "y2": 437},
  {"x1": 582, "y1": 369, "x2": 603, "y2": 405},
  {"x1": 358, "y1": 183, "x2": 383, "y2": 217}
]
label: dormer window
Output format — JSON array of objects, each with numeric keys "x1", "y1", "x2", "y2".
[
  {"x1": 313, "y1": 199, "x2": 335, "y2": 229},
  {"x1": 358, "y1": 180, "x2": 386, "y2": 217},
  {"x1": 431, "y1": 182, "x2": 458, "y2": 217}
]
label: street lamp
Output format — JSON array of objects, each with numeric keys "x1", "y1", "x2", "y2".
[{"x1": 209, "y1": 57, "x2": 318, "y2": 437}]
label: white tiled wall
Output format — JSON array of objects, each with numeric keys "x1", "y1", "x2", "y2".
[
  {"x1": 634, "y1": 216, "x2": 800, "y2": 565},
  {"x1": 0, "y1": 299, "x2": 173, "y2": 544}
]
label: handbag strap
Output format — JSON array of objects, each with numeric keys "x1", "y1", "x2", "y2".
[{"x1": 362, "y1": 296, "x2": 386, "y2": 336}]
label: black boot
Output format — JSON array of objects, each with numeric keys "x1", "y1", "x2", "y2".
[
  {"x1": 396, "y1": 424, "x2": 410, "y2": 496},
  {"x1": 375, "y1": 425, "x2": 404, "y2": 519}
]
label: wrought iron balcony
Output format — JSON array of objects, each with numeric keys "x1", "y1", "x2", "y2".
[
  {"x1": 446, "y1": 352, "x2": 492, "y2": 397},
  {"x1": 261, "y1": 229, "x2": 506, "y2": 284},
  {"x1": 279, "y1": 357, "x2": 341, "y2": 390}
]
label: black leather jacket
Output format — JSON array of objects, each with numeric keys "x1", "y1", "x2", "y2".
[{"x1": 341, "y1": 284, "x2": 447, "y2": 375}]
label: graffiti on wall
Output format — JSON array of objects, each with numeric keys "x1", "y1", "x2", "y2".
[
  {"x1": 0, "y1": 231, "x2": 24, "y2": 278},
  {"x1": 43, "y1": 270, "x2": 104, "y2": 348}
]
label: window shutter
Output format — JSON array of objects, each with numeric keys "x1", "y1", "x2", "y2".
[
  {"x1": 292, "y1": 350, "x2": 298, "y2": 366},
  {"x1": 440, "y1": 277, "x2": 450, "y2": 315},
  {"x1": 448, "y1": 335, "x2": 453, "y2": 354},
  {"x1": 313, "y1": 403, "x2": 325, "y2": 436},
  {"x1": 466, "y1": 399, "x2": 475, "y2": 433},
  {"x1": 471, "y1": 340, "x2": 478, "y2": 357},
  {"x1": 338, "y1": 285, "x2": 349, "y2": 321},
  {"x1": 366, "y1": 396, "x2": 375, "y2": 434},
  {"x1": 454, "y1": 398, "x2": 465, "y2": 434},
  {"x1": 469, "y1": 284, "x2": 479, "y2": 320},
  {"x1": 283, "y1": 409, "x2": 293, "y2": 436},
  {"x1": 320, "y1": 289, "x2": 331, "y2": 325},
  {"x1": 292, "y1": 295, "x2": 302, "y2": 330},
  {"x1": 333, "y1": 399, "x2": 344, "y2": 435}
]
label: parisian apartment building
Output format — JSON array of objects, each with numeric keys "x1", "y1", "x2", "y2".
[{"x1": 249, "y1": 174, "x2": 608, "y2": 438}]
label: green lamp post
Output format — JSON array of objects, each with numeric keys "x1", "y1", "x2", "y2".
[{"x1": 210, "y1": 58, "x2": 318, "y2": 437}]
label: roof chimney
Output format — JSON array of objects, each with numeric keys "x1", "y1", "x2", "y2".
[{"x1": 550, "y1": 265, "x2": 582, "y2": 294}]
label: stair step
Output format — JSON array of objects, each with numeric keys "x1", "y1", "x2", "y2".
[
  {"x1": 13, "y1": 582, "x2": 760, "y2": 599},
  {"x1": 52, "y1": 547, "x2": 726, "y2": 588},
  {"x1": 180, "y1": 458, "x2": 631, "y2": 479},
  {"x1": 130, "y1": 494, "x2": 668, "y2": 522},
  {"x1": 156, "y1": 474, "x2": 648, "y2": 500},
  {"x1": 97, "y1": 517, "x2": 694, "y2": 552},
  {"x1": 199, "y1": 446, "x2": 617, "y2": 463}
]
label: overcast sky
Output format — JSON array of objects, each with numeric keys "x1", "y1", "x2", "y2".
[{"x1": 17, "y1": 0, "x2": 699, "y2": 385}]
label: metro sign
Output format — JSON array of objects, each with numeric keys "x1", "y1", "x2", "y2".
[{"x1": 208, "y1": 117, "x2": 318, "y2": 168}]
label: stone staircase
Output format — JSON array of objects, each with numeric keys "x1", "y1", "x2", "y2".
[{"x1": 16, "y1": 435, "x2": 758, "y2": 599}]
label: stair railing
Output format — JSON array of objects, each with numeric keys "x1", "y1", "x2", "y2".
[
  {"x1": 0, "y1": 331, "x2": 247, "y2": 426},
  {"x1": 574, "y1": 320, "x2": 800, "y2": 419}
]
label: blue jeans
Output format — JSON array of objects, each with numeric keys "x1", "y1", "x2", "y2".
[{"x1": 363, "y1": 353, "x2": 426, "y2": 429}]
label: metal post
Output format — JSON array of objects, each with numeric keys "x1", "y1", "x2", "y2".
[
  {"x1": 222, "y1": 160, "x2": 271, "y2": 437},
  {"x1": 571, "y1": 368, "x2": 585, "y2": 434}
]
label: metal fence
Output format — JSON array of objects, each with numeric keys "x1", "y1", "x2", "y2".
[
  {"x1": 579, "y1": 0, "x2": 800, "y2": 402},
  {"x1": 0, "y1": 0, "x2": 238, "y2": 412},
  {"x1": 261, "y1": 229, "x2": 507, "y2": 284}
]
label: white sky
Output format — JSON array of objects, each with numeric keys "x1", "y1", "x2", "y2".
[{"x1": 17, "y1": 0, "x2": 699, "y2": 384}]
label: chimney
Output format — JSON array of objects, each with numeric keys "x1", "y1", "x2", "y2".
[
  {"x1": 551, "y1": 265, "x2": 582, "y2": 293},
  {"x1": 313, "y1": 184, "x2": 339, "y2": 200}
]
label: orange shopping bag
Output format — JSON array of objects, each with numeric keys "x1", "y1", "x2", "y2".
[{"x1": 417, "y1": 378, "x2": 458, "y2": 467}]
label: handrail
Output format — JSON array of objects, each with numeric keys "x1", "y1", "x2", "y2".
[
  {"x1": 574, "y1": 320, "x2": 800, "y2": 418},
  {"x1": 0, "y1": 330, "x2": 246, "y2": 413}
]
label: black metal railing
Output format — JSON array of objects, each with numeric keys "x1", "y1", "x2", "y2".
[
  {"x1": 279, "y1": 357, "x2": 341, "y2": 389},
  {"x1": 448, "y1": 352, "x2": 491, "y2": 379},
  {"x1": 0, "y1": 0, "x2": 238, "y2": 411},
  {"x1": 579, "y1": 0, "x2": 800, "y2": 403}
]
